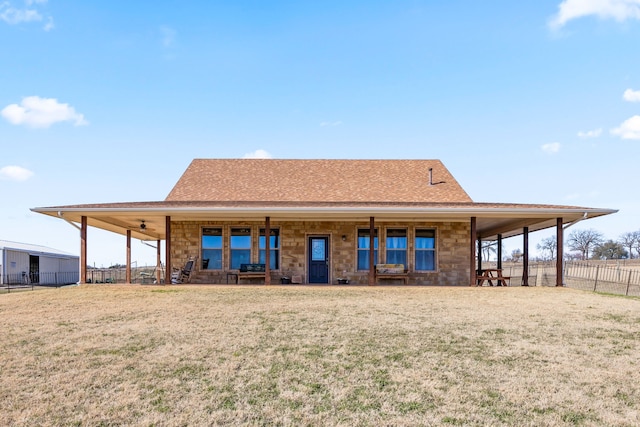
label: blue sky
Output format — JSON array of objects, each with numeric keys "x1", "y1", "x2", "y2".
[{"x1": 2, "y1": 0, "x2": 640, "y2": 267}]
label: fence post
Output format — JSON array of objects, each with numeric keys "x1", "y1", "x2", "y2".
[
  {"x1": 626, "y1": 270, "x2": 632, "y2": 296},
  {"x1": 593, "y1": 265, "x2": 600, "y2": 292}
]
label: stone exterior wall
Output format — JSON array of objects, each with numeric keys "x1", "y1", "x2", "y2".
[{"x1": 170, "y1": 220, "x2": 470, "y2": 286}]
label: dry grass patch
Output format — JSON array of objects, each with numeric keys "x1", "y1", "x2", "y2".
[{"x1": 1, "y1": 285, "x2": 639, "y2": 426}]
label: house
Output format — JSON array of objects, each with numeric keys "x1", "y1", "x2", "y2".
[
  {"x1": 0, "y1": 240, "x2": 79, "y2": 286},
  {"x1": 31, "y1": 159, "x2": 616, "y2": 286}
]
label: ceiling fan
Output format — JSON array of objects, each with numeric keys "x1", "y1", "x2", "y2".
[{"x1": 137, "y1": 220, "x2": 156, "y2": 232}]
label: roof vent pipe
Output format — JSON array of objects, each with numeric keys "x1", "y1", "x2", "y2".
[{"x1": 428, "y1": 168, "x2": 433, "y2": 186}]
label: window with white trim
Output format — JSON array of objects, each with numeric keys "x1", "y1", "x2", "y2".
[
  {"x1": 415, "y1": 229, "x2": 436, "y2": 271},
  {"x1": 385, "y1": 228, "x2": 407, "y2": 265},
  {"x1": 259, "y1": 228, "x2": 280, "y2": 270},
  {"x1": 230, "y1": 227, "x2": 251, "y2": 269},
  {"x1": 357, "y1": 228, "x2": 378, "y2": 270},
  {"x1": 202, "y1": 228, "x2": 222, "y2": 270}
]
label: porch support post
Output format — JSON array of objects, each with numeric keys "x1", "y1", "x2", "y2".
[
  {"x1": 126, "y1": 229, "x2": 132, "y2": 284},
  {"x1": 470, "y1": 217, "x2": 477, "y2": 286},
  {"x1": 556, "y1": 217, "x2": 564, "y2": 287},
  {"x1": 369, "y1": 216, "x2": 375, "y2": 286},
  {"x1": 522, "y1": 227, "x2": 529, "y2": 286},
  {"x1": 156, "y1": 239, "x2": 162, "y2": 285},
  {"x1": 165, "y1": 216, "x2": 171, "y2": 284},
  {"x1": 80, "y1": 216, "x2": 87, "y2": 284},
  {"x1": 497, "y1": 234, "x2": 504, "y2": 286},
  {"x1": 477, "y1": 237, "x2": 483, "y2": 273},
  {"x1": 265, "y1": 216, "x2": 271, "y2": 285}
]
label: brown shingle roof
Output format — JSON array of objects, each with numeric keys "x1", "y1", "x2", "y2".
[{"x1": 165, "y1": 159, "x2": 473, "y2": 203}]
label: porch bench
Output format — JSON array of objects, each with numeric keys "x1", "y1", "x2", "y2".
[
  {"x1": 237, "y1": 264, "x2": 266, "y2": 284},
  {"x1": 375, "y1": 264, "x2": 409, "y2": 285}
]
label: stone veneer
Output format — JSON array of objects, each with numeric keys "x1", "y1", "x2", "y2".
[{"x1": 170, "y1": 220, "x2": 470, "y2": 285}]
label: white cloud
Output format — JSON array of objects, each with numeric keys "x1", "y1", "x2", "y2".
[
  {"x1": 1, "y1": 96, "x2": 88, "y2": 128},
  {"x1": 0, "y1": 0, "x2": 51, "y2": 30},
  {"x1": 242, "y1": 149, "x2": 273, "y2": 159},
  {"x1": 160, "y1": 26, "x2": 176, "y2": 48},
  {"x1": 623, "y1": 88, "x2": 640, "y2": 102},
  {"x1": 542, "y1": 142, "x2": 561, "y2": 153},
  {"x1": 320, "y1": 121, "x2": 342, "y2": 127},
  {"x1": 611, "y1": 115, "x2": 640, "y2": 139},
  {"x1": 577, "y1": 128, "x2": 602, "y2": 138},
  {"x1": 549, "y1": 0, "x2": 640, "y2": 29},
  {"x1": 0, "y1": 3, "x2": 42, "y2": 24},
  {"x1": 0, "y1": 165, "x2": 34, "y2": 181},
  {"x1": 43, "y1": 15, "x2": 53, "y2": 31}
]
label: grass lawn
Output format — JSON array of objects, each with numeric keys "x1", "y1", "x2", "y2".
[{"x1": 1, "y1": 285, "x2": 639, "y2": 426}]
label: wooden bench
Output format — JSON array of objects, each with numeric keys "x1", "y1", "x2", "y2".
[
  {"x1": 375, "y1": 264, "x2": 409, "y2": 285},
  {"x1": 476, "y1": 269, "x2": 510, "y2": 287},
  {"x1": 237, "y1": 263, "x2": 266, "y2": 284}
]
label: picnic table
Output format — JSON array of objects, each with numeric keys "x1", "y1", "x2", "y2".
[{"x1": 476, "y1": 268, "x2": 510, "y2": 287}]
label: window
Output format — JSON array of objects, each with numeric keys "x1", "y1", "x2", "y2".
[
  {"x1": 357, "y1": 228, "x2": 378, "y2": 270},
  {"x1": 415, "y1": 229, "x2": 436, "y2": 271},
  {"x1": 202, "y1": 228, "x2": 222, "y2": 270},
  {"x1": 259, "y1": 228, "x2": 280, "y2": 270},
  {"x1": 230, "y1": 227, "x2": 252, "y2": 269},
  {"x1": 386, "y1": 228, "x2": 407, "y2": 265}
]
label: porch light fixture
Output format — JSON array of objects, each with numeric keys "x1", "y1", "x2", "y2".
[
  {"x1": 140, "y1": 220, "x2": 146, "y2": 230},
  {"x1": 342, "y1": 235, "x2": 346, "y2": 241}
]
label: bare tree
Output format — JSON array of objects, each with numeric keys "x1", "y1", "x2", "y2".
[
  {"x1": 565, "y1": 252, "x2": 582, "y2": 261},
  {"x1": 619, "y1": 231, "x2": 640, "y2": 259},
  {"x1": 509, "y1": 249, "x2": 523, "y2": 262},
  {"x1": 536, "y1": 235, "x2": 557, "y2": 260},
  {"x1": 481, "y1": 241, "x2": 497, "y2": 262},
  {"x1": 634, "y1": 231, "x2": 640, "y2": 260},
  {"x1": 567, "y1": 229, "x2": 604, "y2": 260}
]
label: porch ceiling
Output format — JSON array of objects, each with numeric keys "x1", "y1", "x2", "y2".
[{"x1": 31, "y1": 203, "x2": 616, "y2": 242}]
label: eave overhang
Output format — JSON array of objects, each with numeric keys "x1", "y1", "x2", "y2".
[{"x1": 31, "y1": 202, "x2": 617, "y2": 242}]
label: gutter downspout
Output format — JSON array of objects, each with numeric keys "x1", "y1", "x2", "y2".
[
  {"x1": 57, "y1": 211, "x2": 82, "y2": 285},
  {"x1": 563, "y1": 212, "x2": 588, "y2": 230},
  {"x1": 57, "y1": 211, "x2": 81, "y2": 231}
]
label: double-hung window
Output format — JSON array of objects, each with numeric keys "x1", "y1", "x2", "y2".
[
  {"x1": 202, "y1": 228, "x2": 222, "y2": 270},
  {"x1": 259, "y1": 228, "x2": 280, "y2": 270},
  {"x1": 230, "y1": 228, "x2": 251, "y2": 270},
  {"x1": 415, "y1": 229, "x2": 436, "y2": 271},
  {"x1": 357, "y1": 229, "x2": 378, "y2": 270},
  {"x1": 385, "y1": 228, "x2": 407, "y2": 265}
]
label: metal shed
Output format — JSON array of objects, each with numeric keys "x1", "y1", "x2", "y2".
[{"x1": 0, "y1": 240, "x2": 79, "y2": 286}]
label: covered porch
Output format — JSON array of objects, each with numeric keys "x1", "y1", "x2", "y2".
[{"x1": 32, "y1": 202, "x2": 616, "y2": 286}]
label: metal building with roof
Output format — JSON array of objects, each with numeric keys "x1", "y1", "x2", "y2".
[{"x1": 0, "y1": 240, "x2": 79, "y2": 286}]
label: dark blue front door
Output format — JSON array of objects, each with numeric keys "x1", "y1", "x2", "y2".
[{"x1": 308, "y1": 236, "x2": 329, "y2": 284}]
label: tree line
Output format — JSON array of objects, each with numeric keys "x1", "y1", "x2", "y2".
[
  {"x1": 535, "y1": 229, "x2": 640, "y2": 261},
  {"x1": 480, "y1": 229, "x2": 640, "y2": 262}
]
